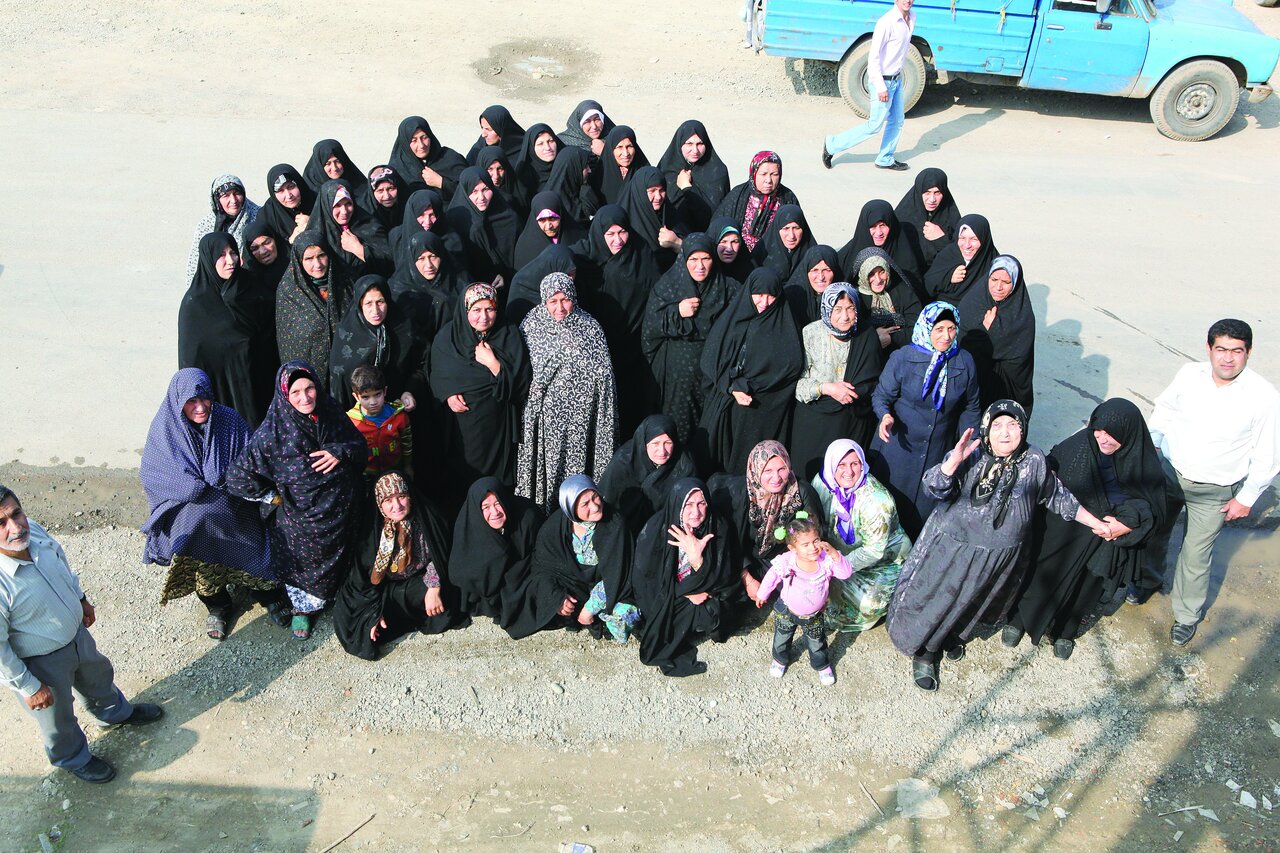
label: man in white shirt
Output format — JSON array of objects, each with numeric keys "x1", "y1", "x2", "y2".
[
  {"x1": 1143, "y1": 319, "x2": 1280, "y2": 646},
  {"x1": 1, "y1": 485, "x2": 164, "y2": 783},
  {"x1": 822, "y1": 0, "x2": 915, "y2": 171}
]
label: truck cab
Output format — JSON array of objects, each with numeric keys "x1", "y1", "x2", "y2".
[{"x1": 751, "y1": 0, "x2": 1280, "y2": 139}]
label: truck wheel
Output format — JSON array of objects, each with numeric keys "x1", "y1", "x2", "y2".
[
  {"x1": 1257, "y1": 0, "x2": 1278, "y2": 8},
  {"x1": 837, "y1": 41, "x2": 927, "y2": 119},
  {"x1": 1149, "y1": 60, "x2": 1240, "y2": 142}
]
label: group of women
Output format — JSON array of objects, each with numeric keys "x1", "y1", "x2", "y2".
[{"x1": 159, "y1": 101, "x2": 1166, "y2": 689}]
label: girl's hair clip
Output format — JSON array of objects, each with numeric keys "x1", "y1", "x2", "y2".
[{"x1": 774, "y1": 511, "x2": 812, "y2": 540}]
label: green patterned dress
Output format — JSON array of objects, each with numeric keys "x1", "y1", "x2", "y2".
[{"x1": 811, "y1": 473, "x2": 912, "y2": 633}]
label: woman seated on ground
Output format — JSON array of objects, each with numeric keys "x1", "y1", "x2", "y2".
[
  {"x1": 894, "y1": 167, "x2": 961, "y2": 269},
  {"x1": 141, "y1": 368, "x2": 289, "y2": 642},
  {"x1": 870, "y1": 301, "x2": 981, "y2": 538},
  {"x1": 1006, "y1": 398, "x2": 1166, "y2": 659},
  {"x1": 516, "y1": 272, "x2": 617, "y2": 511},
  {"x1": 811, "y1": 439, "x2": 911, "y2": 635},
  {"x1": 450, "y1": 477, "x2": 545, "y2": 627},
  {"x1": 708, "y1": 440, "x2": 824, "y2": 606},
  {"x1": 696, "y1": 267, "x2": 803, "y2": 475},
  {"x1": 634, "y1": 478, "x2": 737, "y2": 677},
  {"x1": 430, "y1": 283, "x2": 532, "y2": 500},
  {"x1": 886, "y1": 401, "x2": 1109, "y2": 692},
  {"x1": 506, "y1": 475, "x2": 639, "y2": 642},
  {"x1": 333, "y1": 472, "x2": 468, "y2": 660},
  {"x1": 185, "y1": 174, "x2": 260, "y2": 282},
  {"x1": 958, "y1": 254, "x2": 1036, "y2": 417},
  {"x1": 599, "y1": 415, "x2": 697, "y2": 536},
  {"x1": 226, "y1": 361, "x2": 366, "y2": 640},
  {"x1": 790, "y1": 281, "x2": 886, "y2": 481},
  {"x1": 852, "y1": 246, "x2": 921, "y2": 352},
  {"x1": 712, "y1": 151, "x2": 801, "y2": 255},
  {"x1": 783, "y1": 244, "x2": 841, "y2": 330}
]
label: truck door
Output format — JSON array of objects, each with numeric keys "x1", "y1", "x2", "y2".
[{"x1": 1023, "y1": 0, "x2": 1149, "y2": 95}]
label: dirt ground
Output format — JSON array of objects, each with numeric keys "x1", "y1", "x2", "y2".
[{"x1": 2, "y1": 0, "x2": 1279, "y2": 850}]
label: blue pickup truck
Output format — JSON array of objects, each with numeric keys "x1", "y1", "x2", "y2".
[{"x1": 750, "y1": 0, "x2": 1280, "y2": 140}]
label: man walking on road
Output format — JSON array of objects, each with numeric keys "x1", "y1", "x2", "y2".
[
  {"x1": 1142, "y1": 319, "x2": 1280, "y2": 646},
  {"x1": 1, "y1": 485, "x2": 164, "y2": 783},
  {"x1": 822, "y1": 0, "x2": 915, "y2": 171}
]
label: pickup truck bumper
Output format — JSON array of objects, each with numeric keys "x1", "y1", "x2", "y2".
[{"x1": 1248, "y1": 84, "x2": 1273, "y2": 104}]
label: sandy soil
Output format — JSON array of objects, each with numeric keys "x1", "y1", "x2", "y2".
[{"x1": 1, "y1": 0, "x2": 1279, "y2": 850}]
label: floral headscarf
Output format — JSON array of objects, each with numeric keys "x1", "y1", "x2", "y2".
[
  {"x1": 910, "y1": 301, "x2": 961, "y2": 411},
  {"x1": 741, "y1": 151, "x2": 783, "y2": 251},
  {"x1": 819, "y1": 281, "x2": 859, "y2": 341},
  {"x1": 746, "y1": 440, "x2": 803, "y2": 555},
  {"x1": 371, "y1": 472, "x2": 413, "y2": 584},
  {"x1": 972, "y1": 399, "x2": 1029, "y2": 529}
]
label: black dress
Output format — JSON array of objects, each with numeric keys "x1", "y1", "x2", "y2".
[
  {"x1": 450, "y1": 477, "x2": 545, "y2": 626},
  {"x1": 594, "y1": 125, "x2": 650, "y2": 205},
  {"x1": 305, "y1": 178, "x2": 393, "y2": 276},
  {"x1": 387, "y1": 229, "x2": 471, "y2": 341},
  {"x1": 598, "y1": 414, "x2": 698, "y2": 535},
  {"x1": 446, "y1": 167, "x2": 521, "y2": 286},
  {"x1": 837, "y1": 199, "x2": 926, "y2": 301},
  {"x1": 544, "y1": 146, "x2": 603, "y2": 228},
  {"x1": 924, "y1": 213, "x2": 998, "y2": 302},
  {"x1": 894, "y1": 167, "x2": 961, "y2": 270},
  {"x1": 617, "y1": 166, "x2": 686, "y2": 272},
  {"x1": 656, "y1": 119, "x2": 730, "y2": 234},
  {"x1": 328, "y1": 275, "x2": 429, "y2": 405},
  {"x1": 388, "y1": 115, "x2": 468, "y2": 199},
  {"x1": 274, "y1": 232, "x2": 354, "y2": 398},
  {"x1": 958, "y1": 254, "x2": 1036, "y2": 416},
  {"x1": 634, "y1": 478, "x2": 738, "y2": 676},
  {"x1": 753, "y1": 204, "x2": 817, "y2": 284}
]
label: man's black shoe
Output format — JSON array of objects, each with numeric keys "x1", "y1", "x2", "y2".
[
  {"x1": 70, "y1": 756, "x2": 116, "y2": 784},
  {"x1": 875, "y1": 160, "x2": 909, "y2": 171}
]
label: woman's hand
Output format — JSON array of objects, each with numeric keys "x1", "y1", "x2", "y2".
[
  {"x1": 1075, "y1": 505, "x2": 1110, "y2": 537},
  {"x1": 1102, "y1": 515, "x2": 1134, "y2": 541},
  {"x1": 732, "y1": 390, "x2": 754, "y2": 407},
  {"x1": 420, "y1": 165, "x2": 442, "y2": 189},
  {"x1": 685, "y1": 592, "x2": 711, "y2": 606},
  {"x1": 676, "y1": 169, "x2": 693, "y2": 190},
  {"x1": 370, "y1": 616, "x2": 388, "y2": 642},
  {"x1": 340, "y1": 229, "x2": 366, "y2": 261},
  {"x1": 678, "y1": 296, "x2": 701, "y2": 318},
  {"x1": 940, "y1": 428, "x2": 981, "y2": 477},
  {"x1": 878, "y1": 412, "x2": 896, "y2": 443},
  {"x1": 398, "y1": 392, "x2": 416, "y2": 412},
  {"x1": 820, "y1": 381, "x2": 857, "y2": 405},
  {"x1": 558, "y1": 596, "x2": 578, "y2": 617},
  {"x1": 576, "y1": 608, "x2": 595, "y2": 625},
  {"x1": 289, "y1": 215, "x2": 310, "y2": 243},
  {"x1": 950, "y1": 265, "x2": 967, "y2": 285},
  {"x1": 667, "y1": 524, "x2": 714, "y2": 567},
  {"x1": 447, "y1": 394, "x2": 469, "y2": 414},
  {"x1": 741, "y1": 569, "x2": 761, "y2": 601},
  {"x1": 590, "y1": 138, "x2": 606, "y2": 156},
  {"x1": 657, "y1": 227, "x2": 681, "y2": 250},
  {"x1": 876, "y1": 326, "x2": 900, "y2": 349},
  {"x1": 310, "y1": 449, "x2": 340, "y2": 474},
  {"x1": 983, "y1": 306, "x2": 998, "y2": 330},
  {"x1": 922, "y1": 221, "x2": 946, "y2": 241},
  {"x1": 424, "y1": 587, "x2": 445, "y2": 617},
  {"x1": 491, "y1": 274, "x2": 505, "y2": 291},
  {"x1": 475, "y1": 341, "x2": 501, "y2": 375}
]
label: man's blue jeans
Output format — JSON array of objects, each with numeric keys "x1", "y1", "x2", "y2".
[{"x1": 825, "y1": 76, "x2": 905, "y2": 166}]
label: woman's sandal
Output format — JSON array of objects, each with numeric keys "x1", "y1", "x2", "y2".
[
  {"x1": 266, "y1": 600, "x2": 293, "y2": 629},
  {"x1": 945, "y1": 643, "x2": 966, "y2": 662},
  {"x1": 290, "y1": 613, "x2": 312, "y2": 640},
  {"x1": 912, "y1": 658, "x2": 939, "y2": 692},
  {"x1": 205, "y1": 613, "x2": 227, "y2": 642}
]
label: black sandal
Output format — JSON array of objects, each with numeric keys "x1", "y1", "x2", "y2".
[
  {"x1": 912, "y1": 658, "x2": 938, "y2": 691},
  {"x1": 266, "y1": 600, "x2": 292, "y2": 628},
  {"x1": 945, "y1": 643, "x2": 966, "y2": 662}
]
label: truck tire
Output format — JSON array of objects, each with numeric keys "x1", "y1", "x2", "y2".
[
  {"x1": 1148, "y1": 60, "x2": 1240, "y2": 142},
  {"x1": 1258, "y1": 0, "x2": 1279, "y2": 8},
  {"x1": 837, "y1": 41, "x2": 927, "y2": 119}
]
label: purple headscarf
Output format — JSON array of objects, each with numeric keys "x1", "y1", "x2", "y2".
[
  {"x1": 139, "y1": 368, "x2": 272, "y2": 576},
  {"x1": 819, "y1": 438, "x2": 869, "y2": 547}
]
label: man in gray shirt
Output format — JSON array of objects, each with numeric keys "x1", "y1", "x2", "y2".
[{"x1": 1, "y1": 484, "x2": 163, "y2": 783}]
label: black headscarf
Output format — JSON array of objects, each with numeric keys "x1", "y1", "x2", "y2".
[
  {"x1": 388, "y1": 229, "x2": 470, "y2": 338},
  {"x1": 895, "y1": 167, "x2": 962, "y2": 268},
  {"x1": 572, "y1": 204, "x2": 661, "y2": 342},
  {"x1": 514, "y1": 190, "x2": 585, "y2": 270},
  {"x1": 595, "y1": 125, "x2": 650, "y2": 205},
  {"x1": 306, "y1": 178, "x2": 392, "y2": 275},
  {"x1": 365, "y1": 164, "x2": 410, "y2": 231},
  {"x1": 754, "y1": 204, "x2": 818, "y2": 282},
  {"x1": 783, "y1": 244, "x2": 842, "y2": 329},
  {"x1": 178, "y1": 232, "x2": 269, "y2": 425},
  {"x1": 466, "y1": 105, "x2": 526, "y2": 164},
  {"x1": 475, "y1": 145, "x2": 528, "y2": 218},
  {"x1": 544, "y1": 146, "x2": 602, "y2": 227},
  {"x1": 387, "y1": 115, "x2": 468, "y2": 198},
  {"x1": 274, "y1": 231, "x2": 353, "y2": 396},
  {"x1": 389, "y1": 188, "x2": 467, "y2": 273},
  {"x1": 959, "y1": 254, "x2": 1036, "y2": 414},
  {"x1": 837, "y1": 199, "x2": 925, "y2": 298},
  {"x1": 971, "y1": 399, "x2": 1031, "y2": 529},
  {"x1": 258, "y1": 164, "x2": 315, "y2": 243},
  {"x1": 333, "y1": 473, "x2": 464, "y2": 660},
  {"x1": 446, "y1": 166, "x2": 522, "y2": 284},
  {"x1": 561, "y1": 99, "x2": 615, "y2": 149},
  {"x1": 240, "y1": 218, "x2": 290, "y2": 288},
  {"x1": 329, "y1": 274, "x2": 425, "y2": 402},
  {"x1": 656, "y1": 119, "x2": 731, "y2": 233},
  {"x1": 505, "y1": 243, "x2": 577, "y2": 325},
  {"x1": 599, "y1": 415, "x2": 698, "y2": 534},
  {"x1": 617, "y1": 166, "x2": 685, "y2": 271},
  {"x1": 514, "y1": 123, "x2": 563, "y2": 201},
  {"x1": 708, "y1": 216, "x2": 756, "y2": 284},
  {"x1": 633, "y1": 478, "x2": 738, "y2": 675},
  {"x1": 924, "y1": 213, "x2": 998, "y2": 302},
  {"x1": 449, "y1": 477, "x2": 545, "y2": 625},
  {"x1": 303, "y1": 139, "x2": 362, "y2": 195}
]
